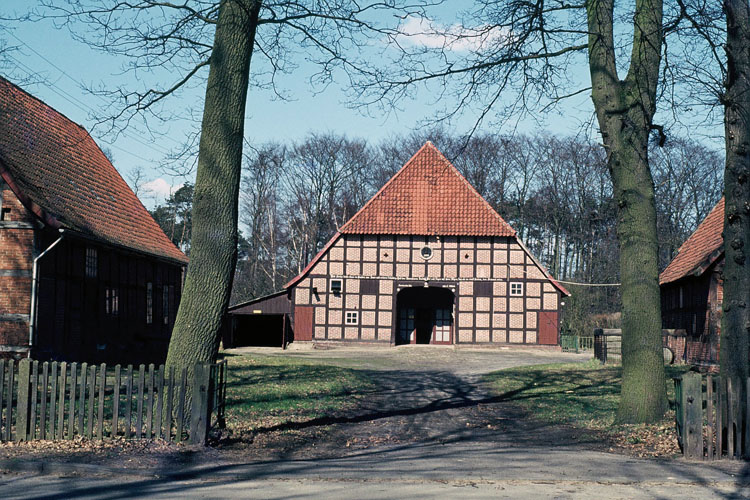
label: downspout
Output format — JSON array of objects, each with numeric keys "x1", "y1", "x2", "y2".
[{"x1": 28, "y1": 229, "x2": 65, "y2": 357}]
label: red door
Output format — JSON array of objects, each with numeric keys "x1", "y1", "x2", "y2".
[
  {"x1": 538, "y1": 311, "x2": 559, "y2": 345},
  {"x1": 294, "y1": 306, "x2": 314, "y2": 341}
]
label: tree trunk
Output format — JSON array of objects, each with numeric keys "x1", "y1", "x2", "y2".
[
  {"x1": 720, "y1": 0, "x2": 750, "y2": 383},
  {"x1": 587, "y1": 0, "x2": 668, "y2": 422},
  {"x1": 166, "y1": 0, "x2": 262, "y2": 372}
]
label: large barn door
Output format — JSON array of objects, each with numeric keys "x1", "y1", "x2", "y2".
[
  {"x1": 538, "y1": 311, "x2": 559, "y2": 345},
  {"x1": 294, "y1": 306, "x2": 314, "y2": 341}
]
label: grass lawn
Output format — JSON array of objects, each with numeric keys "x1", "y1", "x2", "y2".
[
  {"x1": 220, "y1": 352, "x2": 376, "y2": 434},
  {"x1": 482, "y1": 360, "x2": 691, "y2": 457}
]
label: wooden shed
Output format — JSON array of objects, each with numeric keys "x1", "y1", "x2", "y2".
[{"x1": 224, "y1": 291, "x2": 292, "y2": 348}]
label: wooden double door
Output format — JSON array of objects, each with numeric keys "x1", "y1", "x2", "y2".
[{"x1": 397, "y1": 307, "x2": 452, "y2": 345}]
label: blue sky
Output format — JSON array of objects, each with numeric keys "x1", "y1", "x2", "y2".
[{"x1": 1, "y1": 2, "x2": 722, "y2": 206}]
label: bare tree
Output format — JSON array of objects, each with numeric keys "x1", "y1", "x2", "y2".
[{"x1": 29, "y1": 0, "x2": 435, "y2": 372}]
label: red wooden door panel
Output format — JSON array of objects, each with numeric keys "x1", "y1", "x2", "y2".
[
  {"x1": 294, "y1": 306, "x2": 314, "y2": 341},
  {"x1": 538, "y1": 311, "x2": 559, "y2": 345}
]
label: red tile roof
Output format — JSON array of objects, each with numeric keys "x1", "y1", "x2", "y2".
[
  {"x1": 0, "y1": 77, "x2": 187, "y2": 264},
  {"x1": 660, "y1": 198, "x2": 724, "y2": 285},
  {"x1": 339, "y1": 142, "x2": 516, "y2": 236},
  {"x1": 286, "y1": 143, "x2": 569, "y2": 295}
]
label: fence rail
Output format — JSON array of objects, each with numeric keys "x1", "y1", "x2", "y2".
[
  {"x1": 674, "y1": 372, "x2": 749, "y2": 460},
  {"x1": 0, "y1": 358, "x2": 226, "y2": 445},
  {"x1": 560, "y1": 335, "x2": 594, "y2": 353}
]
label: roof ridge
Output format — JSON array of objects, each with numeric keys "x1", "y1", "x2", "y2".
[{"x1": 339, "y1": 141, "x2": 435, "y2": 233}]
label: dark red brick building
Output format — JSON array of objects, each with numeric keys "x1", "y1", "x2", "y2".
[
  {"x1": 660, "y1": 198, "x2": 724, "y2": 368},
  {"x1": 0, "y1": 77, "x2": 188, "y2": 363}
]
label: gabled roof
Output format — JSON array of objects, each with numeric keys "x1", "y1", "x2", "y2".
[
  {"x1": 285, "y1": 143, "x2": 568, "y2": 295},
  {"x1": 339, "y1": 141, "x2": 516, "y2": 236},
  {"x1": 0, "y1": 77, "x2": 187, "y2": 264},
  {"x1": 660, "y1": 198, "x2": 724, "y2": 285}
]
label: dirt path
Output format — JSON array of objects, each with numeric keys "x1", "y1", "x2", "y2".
[{"x1": 215, "y1": 346, "x2": 599, "y2": 460}]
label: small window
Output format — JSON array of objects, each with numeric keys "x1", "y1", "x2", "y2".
[
  {"x1": 163, "y1": 285, "x2": 170, "y2": 325},
  {"x1": 420, "y1": 246, "x2": 433, "y2": 260},
  {"x1": 146, "y1": 282, "x2": 153, "y2": 324},
  {"x1": 85, "y1": 248, "x2": 98, "y2": 278},
  {"x1": 105, "y1": 288, "x2": 119, "y2": 316},
  {"x1": 510, "y1": 282, "x2": 523, "y2": 296},
  {"x1": 0, "y1": 207, "x2": 10, "y2": 221},
  {"x1": 345, "y1": 311, "x2": 359, "y2": 325},
  {"x1": 330, "y1": 279, "x2": 342, "y2": 295}
]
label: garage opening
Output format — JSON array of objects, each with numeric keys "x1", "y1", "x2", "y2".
[
  {"x1": 232, "y1": 314, "x2": 286, "y2": 347},
  {"x1": 395, "y1": 287, "x2": 454, "y2": 345},
  {"x1": 224, "y1": 290, "x2": 291, "y2": 349}
]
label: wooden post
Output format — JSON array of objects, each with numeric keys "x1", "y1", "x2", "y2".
[
  {"x1": 57, "y1": 362, "x2": 66, "y2": 440},
  {"x1": 155, "y1": 365, "x2": 164, "y2": 440},
  {"x1": 124, "y1": 365, "x2": 133, "y2": 439},
  {"x1": 707, "y1": 375, "x2": 714, "y2": 459},
  {"x1": 112, "y1": 365, "x2": 121, "y2": 438},
  {"x1": 189, "y1": 363, "x2": 210, "y2": 445},
  {"x1": 0, "y1": 359, "x2": 5, "y2": 441},
  {"x1": 40, "y1": 362, "x2": 49, "y2": 440},
  {"x1": 97, "y1": 363, "x2": 106, "y2": 440},
  {"x1": 29, "y1": 361, "x2": 38, "y2": 440},
  {"x1": 717, "y1": 378, "x2": 724, "y2": 457},
  {"x1": 49, "y1": 362, "x2": 58, "y2": 440},
  {"x1": 16, "y1": 359, "x2": 31, "y2": 442},
  {"x1": 165, "y1": 366, "x2": 175, "y2": 441},
  {"x1": 728, "y1": 378, "x2": 735, "y2": 458},
  {"x1": 86, "y1": 364, "x2": 96, "y2": 439},
  {"x1": 78, "y1": 362, "x2": 87, "y2": 437},
  {"x1": 5, "y1": 360, "x2": 14, "y2": 442},
  {"x1": 136, "y1": 365, "x2": 145, "y2": 439},
  {"x1": 146, "y1": 364, "x2": 155, "y2": 439},
  {"x1": 176, "y1": 367, "x2": 187, "y2": 442},
  {"x1": 682, "y1": 372, "x2": 703, "y2": 459}
]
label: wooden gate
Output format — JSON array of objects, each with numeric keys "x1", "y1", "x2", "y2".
[
  {"x1": 294, "y1": 306, "x2": 314, "y2": 341},
  {"x1": 538, "y1": 311, "x2": 559, "y2": 345}
]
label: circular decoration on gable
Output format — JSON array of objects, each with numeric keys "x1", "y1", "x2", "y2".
[{"x1": 420, "y1": 246, "x2": 433, "y2": 260}]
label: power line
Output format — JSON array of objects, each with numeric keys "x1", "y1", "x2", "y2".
[
  {"x1": 3, "y1": 28, "x2": 186, "y2": 152},
  {"x1": 8, "y1": 54, "x2": 174, "y2": 158}
]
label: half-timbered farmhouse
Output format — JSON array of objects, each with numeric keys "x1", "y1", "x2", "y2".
[
  {"x1": 660, "y1": 198, "x2": 724, "y2": 368},
  {"x1": 226, "y1": 142, "x2": 569, "y2": 348},
  {"x1": 0, "y1": 77, "x2": 188, "y2": 363}
]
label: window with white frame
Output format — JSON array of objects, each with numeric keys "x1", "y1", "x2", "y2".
[
  {"x1": 510, "y1": 282, "x2": 523, "y2": 296},
  {"x1": 345, "y1": 311, "x2": 359, "y2": 325}
]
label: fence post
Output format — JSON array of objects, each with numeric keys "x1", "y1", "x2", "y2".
[
  {"x1": 189, "y1": 363, "x2": 210, "y2": 445},
  {"x1": 682, "y1": 371, "x2": 703, "y2": 459},
  {"x1": 16, "y1": 359, "x2": 31, "y2": 441}
]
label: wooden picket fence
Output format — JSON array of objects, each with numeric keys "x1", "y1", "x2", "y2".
[
  {"x1": 674, "y1": 372, "x2": 750, "y2": 460},
  {"x1": 0, "y1": 358, "x2": 227, "y2": 445}
]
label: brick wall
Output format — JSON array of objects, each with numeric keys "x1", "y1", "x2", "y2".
[{"x1": 0, "y1": 185, "x2": 36, "y2": 356}]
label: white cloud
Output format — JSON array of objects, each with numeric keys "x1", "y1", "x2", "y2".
[
  {"x1": 142, "y1": 178, "x2": 184, "y2": 199},
  {"x1": 398, "y1": 16, "x2": 509, "y2": 52}
]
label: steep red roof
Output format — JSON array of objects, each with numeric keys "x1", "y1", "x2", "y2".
[
  {"x1": 0, "y1": 77, "x2": 187, "y2": 264},
  {"x1": 660, "y1": 198, "x2": 724, "y2": 285},
  {"x1": 340, "y1": 142, "x2": 516, "y2": 236}
]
